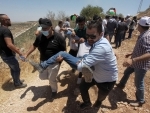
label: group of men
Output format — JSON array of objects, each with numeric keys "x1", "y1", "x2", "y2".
[
  {"x1": 0, "y1": 13, "x2": 150, "y2": 110},
  {"x1": 103, "y1": 14, "x2": 137, "y2": 49}
]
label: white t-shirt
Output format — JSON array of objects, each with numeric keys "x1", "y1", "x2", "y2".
[
  {"x1": 102, "y1": 19, "x2": 107, "y2": 28},
  {"x1": 54, "y1": 25, "x2": 65, "y2": 37},
  {"x1": 69, "y1": 35, "x2": 79, "y2": 50},
  {"x1": 77, "y1": 42, "x2": 91, "y2": 57}
]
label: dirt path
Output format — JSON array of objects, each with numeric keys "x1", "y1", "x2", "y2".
[{"x1": 0, "y1": 33, "x2": 150, "y2": 113}]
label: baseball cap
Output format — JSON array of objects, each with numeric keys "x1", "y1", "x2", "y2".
[
  {"x1": 40, "y1": 18, "x2": 52, "y2": 28},
  {"x1": 138, "y1": 16, "x2": 150, "y2": 27}
]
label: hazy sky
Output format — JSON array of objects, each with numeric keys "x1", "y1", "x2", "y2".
[{"x1": 0, "y1": 0, "x2": 149, "y2": 22}]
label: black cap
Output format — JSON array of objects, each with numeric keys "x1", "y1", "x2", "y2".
[{"x1": 40, "y1": 18, "x2": 52, "y2": 28}]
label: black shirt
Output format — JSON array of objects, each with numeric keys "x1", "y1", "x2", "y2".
[
  {"x1": 0, "y1": 26, "x2": 15, "y2": 56},
  {"x1": 116, "y1": 22, "x2": 128, "y2": 33},
  {"x1": 33, "y1": 32, "x2": 66, "y2": 61}
]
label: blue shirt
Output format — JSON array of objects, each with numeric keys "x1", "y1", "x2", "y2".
[{"x1": 77, "y1": 37, "x2": 118, "y2": 83}]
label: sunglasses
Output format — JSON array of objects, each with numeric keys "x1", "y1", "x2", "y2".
[{"x1": 86, "y1": 34, "x2": 97, "y2": 39}]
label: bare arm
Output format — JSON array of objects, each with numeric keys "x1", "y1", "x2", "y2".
[
  {"x1": 133, "y1": 53, "x2": 150, "y2": 62},
  {"x1": 4, "y1": 38, "x2": 22, "y2": 56},
  {"x1": 24, "y1": 45, "x2": 36, "y2": 58}
]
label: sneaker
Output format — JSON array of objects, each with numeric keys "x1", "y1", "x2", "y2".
[
  {"x1": 29, "y1": 60, "x2": 44, "y2": 73},
  {"x1": 15, "y1": 83, "x2": 27, "y2": 88},
  {"x1": 80, "y1": 102, "x2": 92, "y2": 110},
  {"x1": 93, "y1": 100, "x2": 102, "y2": 108},
  {"x1": 130, "y1": 101, "x2": 145, "y2": 107},
  {"x1": 82, "y1": 65, "x2": 93, "y2": 83},
  {"x1": 116, "y1": 83, "x2": 125, "y2": 89}
]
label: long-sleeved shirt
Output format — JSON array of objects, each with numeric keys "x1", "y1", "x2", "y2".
[{"x1": 77, "y1": 37, "x2": 118, "y2": 83}]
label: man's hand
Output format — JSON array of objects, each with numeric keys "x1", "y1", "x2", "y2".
[
  {"x1": 72, "y1": 39, "x2": 75, "y2": 44},
  {"x1": 123, "y1": 58, "x2": 132, "y2": 67},
  {"x1": 79, "y1": 38, "x2": 85, "y2": 43},
  {"x1": 76, "y1": 60, "x2": 81, "y2": 65},
  {"x1": 71, "y1": 32, "x2": 76, "y2": 37},
  {"x1": 56, "y1": 55, "x2": 64, "y2": 62},
  {"x1": 19, "y1": 55, "x2": 26, "y2": 61}
]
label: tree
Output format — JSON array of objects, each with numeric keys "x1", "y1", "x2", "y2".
[
  {"x1": 56, "y1": 11, "x2": 67, "y2": 21},
  {"x1": 46, "y1": 11, "x2": 55, "y2": 23},
  {"x1": 117, "y1": 13, "x2": 124, "y2": 17},
  {"x1": 80, "y1": 5, "x2": 104, "y2": 20}
]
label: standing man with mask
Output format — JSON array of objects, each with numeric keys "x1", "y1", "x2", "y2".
[
  {"x1": 24, "y1": 18, "x2": 66, "y2": 98},
  {"x1": 0, "y1": 14, "x2": 27, "y2": 88}
]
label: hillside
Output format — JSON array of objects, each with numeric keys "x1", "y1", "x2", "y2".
[{"x1": 137, "y1": 7, "x2": 150, "y2": 18}]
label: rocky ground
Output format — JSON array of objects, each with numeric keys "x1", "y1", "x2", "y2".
[{"x1": 0, "y1": 30, "x2": 150, "y2": 113}]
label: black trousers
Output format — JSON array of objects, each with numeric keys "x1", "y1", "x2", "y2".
[
  {"x1": 128, "y1": 29, "x2": 134, "y2": 38},
  {"x1": 79, "y1": 79, "x2": 116, "y2": 103},
  {"x1": 115, "y1": 32, "x2": 124, "y2": 48}
]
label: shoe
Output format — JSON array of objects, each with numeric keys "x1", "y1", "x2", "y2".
[
  {"x1": 80, "y1": 102, "x2": 92, "y2": 110},
  {"x1": 82, "y1": 65, "x2": 93, "y2": 83},
  {"x1": 130, "y1": 101, "x2": 145, "y2": 107},
  {"x1": 15, "y1": 83, "x2": 27, "y2": 88},
  {"x1": 29, "y1": 60, "x2": 44, "y2": 73},
  {"x1": 93, "y1": 100, "x2": 102, "y2": 108},
  {"x1": 116, "y1": 83, "x2": 125, "y2": 89},
  {"x1": 51, "y1": 92, "x2": 57, "y2": 99}
]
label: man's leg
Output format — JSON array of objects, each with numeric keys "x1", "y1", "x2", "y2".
[
  {"x1": 130, "y1": 68, "x2": 147, "y2": 107},
  {"x1": 41, "y1": 51, "x2": 80, "y2": 69},
  {"x1": 94, "y1": 81, "x2": 116, "y2": 108},
  {"x1": 1, "y1": 56, "x2": 27, "y2": 88},
  {"x1": 47, "y1": 63, "x2": 60, "y2": 98},
  {"x1": 79, "y1": 79, "x2": 95, "y2": 109},
  {"x1": 117, "y1": 67, "x2": 134, "y2": 89},
  {"x1": 29, "y1": 51, "x2": 81, "y2": 73}
]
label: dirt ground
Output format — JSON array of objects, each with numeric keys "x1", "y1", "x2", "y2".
[{"x1": 0, "y1": 31, "x2": 150, "y2": 113}]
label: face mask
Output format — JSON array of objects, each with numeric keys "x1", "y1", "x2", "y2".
[{"x1": 41, "y1": 30, "x2": 49, "y2": 36}]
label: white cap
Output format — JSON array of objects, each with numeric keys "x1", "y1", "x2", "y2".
[
  {"x1": 127, "y1": 14, "x2": 130, "y2": 16},
  {"x1": 139, "y1": 16, "x2": 150, "y2": 27}
]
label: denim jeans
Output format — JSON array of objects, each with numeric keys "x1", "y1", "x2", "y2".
[
  {"x1": 134, "y1": 68, "x2": 147, "y2": 103},
  {"x1": 119, "y1": 67, "x2": 134, "y2": 86},
  {"x1": 80, "y1": 79, "x2": 116, "y2": 103},
  {"x1": 1, "y1": 55, "x2": 21, "y2": 85},
  {"x1": 41, "y1": 51, "x2": 81, "y2": 70}
]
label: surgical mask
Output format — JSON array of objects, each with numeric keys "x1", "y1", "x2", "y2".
[{"x1": 41, "y1": 30, "x2": 49, "y2": 36}]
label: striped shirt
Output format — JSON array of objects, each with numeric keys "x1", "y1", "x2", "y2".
[{"x1": 131, "y1": 30, "x2": 150, "y2": 70}]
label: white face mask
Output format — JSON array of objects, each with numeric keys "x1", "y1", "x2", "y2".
[{"x1": 41, "y1": 30, "x2": 49, "y2": 36}]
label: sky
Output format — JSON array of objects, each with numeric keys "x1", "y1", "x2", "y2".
[{"x1": 0, "y1": 0, "x2": 150, "y2": 22}]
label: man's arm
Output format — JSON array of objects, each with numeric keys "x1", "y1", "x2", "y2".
[
  {"x1": 24, "y1": 45, "x2": 36, "y2": 58},
  {"x1": 133, "y1": 53, "x2": 150, "y2": 62},
  {"x1": 77, "y1": 46, "x2": 105, "y2": 71},
  {"x1": 4, "y1": 38, "x2": 22, "y2": 56}
]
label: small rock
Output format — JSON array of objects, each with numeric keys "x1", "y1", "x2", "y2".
[{"x1": 134, "y1": 107, "x2": 138, "y2": 110}]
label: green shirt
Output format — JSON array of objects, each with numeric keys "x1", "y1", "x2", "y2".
[{"x1": 74, "y1": 26, "x2": 86, "y2": 39}]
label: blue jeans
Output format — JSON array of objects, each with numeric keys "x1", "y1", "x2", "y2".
[
  {"x1": 119, "y1": 67, "x2": 134, "y2": 86},
  {"x1": 41, "y1": 51, "x2": 81, "y2": 70},
  {"x1": 134, "y1": 68, "x2": 147, "y2": 103},
  {"x1": 1, "y1": 56, "x2": 21, "y2": 85}
]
